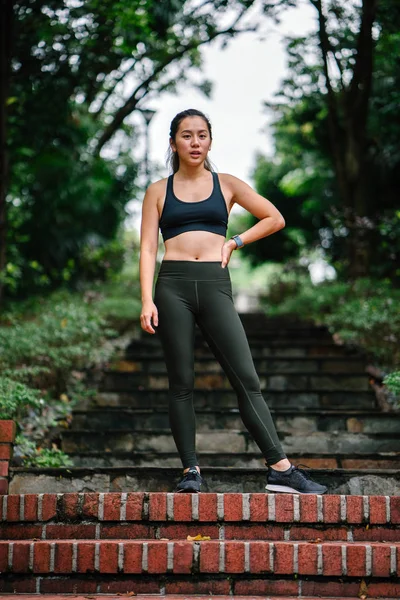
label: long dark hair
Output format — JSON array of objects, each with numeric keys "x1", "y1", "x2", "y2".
[{"x1": 167, "y1": 109, "x2": 213, "y2": 173}]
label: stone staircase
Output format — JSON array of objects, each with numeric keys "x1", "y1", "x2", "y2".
[{"x1": 2, "y1": 313, "x2": 400, "y2": 598}]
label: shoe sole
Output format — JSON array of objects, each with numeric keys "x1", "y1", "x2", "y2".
[
  {"x1": 265, "y1": 484, "x2": 328, "y2": 494},
  {"x1": 175, "y1": 486, "x2": 201, "y2": 493}
]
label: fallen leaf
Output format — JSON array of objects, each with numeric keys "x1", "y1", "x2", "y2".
[
  {"x1": 309, "y1": 538, "x2": 322, "y2": 543},
  {"x1": 358, "y1": 578, "x2": 368, "y2": 599},
  {"x1": 160, "y1": 538, "x2": 170, "y2": 541},
  {"x1": 186, "y1": 534, "x2": 211, "y2": 541}
]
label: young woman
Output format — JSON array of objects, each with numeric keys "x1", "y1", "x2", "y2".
[{"x1": 139, "y1": 108, "x2": 327, "y2": 495}]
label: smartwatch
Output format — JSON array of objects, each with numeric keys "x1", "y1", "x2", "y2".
[{"x1": 231, "y1": 234, "x2": 244, "y2": 249}]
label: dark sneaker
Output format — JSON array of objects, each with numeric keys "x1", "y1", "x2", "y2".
[
  {"x1": 175, "y1": 467, "x2": 203, "y2": 493},
  {"x1": 265, "y1": 463, "x2": 328, "y2": 495}
]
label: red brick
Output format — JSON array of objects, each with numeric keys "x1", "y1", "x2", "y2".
[
  {"x1": 165, "y1": 580, "x2": 230, "y2": 595},
  {"x1": 0, "y1": 577, "x2": 36, "y2": 593},
  {"x1": 46, "y1": 523, "x2": 96, "y2": 539},
  {"x1": 322, "y1": 494, "x2": 340, "y2": 523},
  {"x1": 12, "y1": 541, "x2": 30, "y2": 573},
  {"x1": 234, "y1": 579, "x2": 298, "y2": 596},
  {"x1": 199, "y1": 540, "x2": 219, "y2": 573},
  {"x1": 101, "y1": 522, "x2": 150, "y2": 539},
  {"x1": 390, "y1": 496, "x2": 400, "y2": 524},
  {"x1": 372, "y1": 543, "x2": 391, "y2": 577},
  {"x1": 77, "y1": 541, "x2": 95, "y2": 573},
  {"x1": 0, "y1": 462, "x2": 8, "y2": 477},
  {"x1": 302, "y1": 580, "x2": 360, "y2": 597},
  {"x1": 0, "y1": 445, "x2": 12, "y2": 459},
  {"x1": 0, "y1": 421, "x2": 16, "y2": 443},
  {"x1": 41, "y1": 494, "x2": 57, "y2": 521},
  {"x1": 7, "y1": 494, "x2": 20, "y2": 521},
  {"x1": 347, "y1": 544, "x2": 366, "y2": 576},
  {"x1": 224, "y1": 494, "x2": 243, "y2": 521},
  {"x1": 160, "y1": 522, "x2": 218, "y2": 540},
  {"x1": 346, "y1": 495, "x2": 363, "y2": 523},
  {"x1": 99, "y1": 541, "x2": 119, "y2": 573},
  {"x1": 274, "y1": 542, "x2": 293, "y2": 574},
  {"x1": 369, "y1": 495, "x2": 387, "y2": 524},
  {"x1": 249, "y1": 541, "x2": 270, "y2": 573},
  {"x1": 275, "y1": 494, "x2": 293, "y2": 522},
  {"x1": 298, "y1": 542, "x2": 318, "y2": 574},
  {"x1": 41, "y1": 578, "x2": 97, "y2": 593},
  {"x1": 54, "y1": 541, "x2": 73, "y2": 573},
  {"x1": 198, "y1": 493, "x2": 217, "y2": 521},
  {"x1": 0, "y1": 542, "x2": 8, "y2": 571},
  {"x1": 149, "y1": 493, "x2": 167, "y2": 521},
  {"x1": 103, "y1": 492, "x2": 121, "y2": 520},
  {"x1": 0, "y1": 477, "x2": 8, "y2": 495},
  {"x1": 353, "y1": 526, "x2": 399, "y2": 541},
  {"x1": 322, "y1": 543, "x2": 342, "y2": 576},
  {"x1": 299, "y1": 495, "x2": 317, "y2": 523},
  {"x1": 24, "y1": 494, "x2": 38, "y2": 521},
  {"x1": 250, "y1": 493, "x2": 269, "y2": 521},
  {"x1": 225, "y1": 523, "x2": 283, "y2": 540},
  {"x1": 33, "y1": 541, "x2": 50, "y2": 573},
  {"x1": 367, "y1": 582, "x2": 400, "y2": 598},
  {"x1": 100, "y1": 580, "x2": 159, "y2": 594},
  {"x1": 61, "y1": 492, "x2": 79, "y2": 519},
  {"x1": 0, "y1": 524, "x2": 42, "y2": 540},
  {"x1": 126, "y1": 492, "x2": 144, "y2": 520},
  {"x1": 147, "y1": 541, "x2": 167, "y2": 573},
  {"x1": 173, "y1": 493, "x2": 191, "y2": 521},
  {"x1": 123, "y1": 541, "x2": 142, "y2": 573},
  {"x1": 82, "y1": 492, "x2": 99, "y2": 518},
  {"x1": 225, "y1": 541, "x2": 244, "y2": 572},
  {"x1": 173, "y1": 540, "x2": 193, "y2": 573},
  {"x1": 289, "y1": 525, "x2": 347, "y2": 541}
]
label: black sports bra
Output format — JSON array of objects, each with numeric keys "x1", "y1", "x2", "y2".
[{"x1": 159, "y1": 172, "x2": 228, "y2": 242}]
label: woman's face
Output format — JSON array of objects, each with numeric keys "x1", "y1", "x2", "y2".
[{"x1": 170, "y1": 116, "x2": 212, "y2": 165}]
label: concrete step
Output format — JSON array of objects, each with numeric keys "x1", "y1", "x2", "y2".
[
  {"x1": 8, "y1": 466, "x2": 400, "y2": 495},
  {"x1": 101, "y1": 371, "x2": 372, "y2": 393},
  {"x1": 110, "y1": 356, "x2": 367, "y2": 374},
  {"x1": 126, "y1": 338, "x2": 354, "y2": 357},
  {"x1": 93, "y1": 390, "x2": 378, "y2": 410},
  {"x1": 2, "y1": 491, "x2": 399, "y2": 539},
  {"x1": 60, "y1": 429, "x2": 400, "y2": 455},
  {"x1": 70, "y1": 408, "x2": 394, "y2": 433},
  {"x1": 68, "y1": 451, "x2": 400, "y2": 470},
  {"x1": 0, "y1": 538, "x2": 399, "y2": 596}
]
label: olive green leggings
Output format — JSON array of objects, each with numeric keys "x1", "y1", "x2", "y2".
[{"x1": 154, "y1": 260, "x2": 287, "y2": 469}]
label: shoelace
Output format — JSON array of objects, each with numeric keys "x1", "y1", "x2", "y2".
[
  {"x1": 184, "y1": 469, "x2": 200, "y2": 481},
  {"x1": 291, "y1": 463, "x2": 314, "y2": 480}
]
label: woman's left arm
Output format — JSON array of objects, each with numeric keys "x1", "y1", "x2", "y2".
[
  {"x1": 225, "y1": 174, "x2": 285, "y2": 248},
  {"x1": 220, "y1": 174, "x2": 285, "y2": 267}
]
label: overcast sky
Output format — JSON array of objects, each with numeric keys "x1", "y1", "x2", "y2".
[{"x1": 140, "y1": 3, "x2": 315, "y2": 186}]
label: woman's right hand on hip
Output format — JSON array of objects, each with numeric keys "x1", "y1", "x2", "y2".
[{"x1": 140, "y1": 301, "x2": 159, "y2": 334}]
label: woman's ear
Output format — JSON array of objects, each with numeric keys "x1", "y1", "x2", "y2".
[{"x1": 170, "y1": 138, "x2": 176, "y2": 153}]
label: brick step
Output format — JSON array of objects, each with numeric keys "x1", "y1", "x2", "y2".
[
  {"x1": 0, "y1": 596, "x2": 362, "y2": 600},
  {"x1": 101, "y1": 371, "x2": 371, "y2": 393},
  {"x1": 2, "y1": 574, "x2": 399, "y2": 597},
  {"x1": 67, "y1": 451, "x2": 400, "y2": 470},
  {"x1": 60, "y1": 429, "x2": 399, "y2": 455},
  {"x1": 1, "y1": 492, "x2": 399, "y2": 542},
  {"x1": 110, "y1": 356, "x2": 367, "y2": 374},
  {"x1": 93, "y1": 390, "x2": 377, "y2": 410},
  {"x1": 8, "y1": 467, "x2": 400, "y2": 495},
  {"x1": 0, "y1": 539, "x2": 399, "y2": 577},
  {"x1": 70, "y1": 408, "x2": 396, "y2": 433},
  {"x1": 125, "y1": 339, "x2": 353, "y2": 357}
]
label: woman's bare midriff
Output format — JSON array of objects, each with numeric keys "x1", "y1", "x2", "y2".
[{"x1": 162, "y1": 230, "x2": 227, "y2": 262}]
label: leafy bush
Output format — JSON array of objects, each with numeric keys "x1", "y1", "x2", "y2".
[
  {"x1": 0, "y1": 377, "x2": 43, "y2": 420},
  {"x1": 14, "y1": 436, "x2": 73, "y2": 468}
]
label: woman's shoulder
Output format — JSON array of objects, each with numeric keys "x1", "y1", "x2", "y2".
[
  {"x1": 146, "y1": 177, "x2": 170, "y2": 198},
  {"x1": 217, "y1": 172, "x2": 247, "y2": 188}
]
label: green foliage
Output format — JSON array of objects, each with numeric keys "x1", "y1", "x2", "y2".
[
  {"x1": 14, "y1": 436, "x2": 74, "y2": 468},
  {"x1": 383, "y1": 372, "x2": 400, "y2": 396},
  {"x1": 0, "y1": 377, "x2": 43, "y2": 420}
]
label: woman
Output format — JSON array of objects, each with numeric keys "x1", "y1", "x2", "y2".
[{"x1": 139, "y1": 108, "x2": 327, "y2": 495}]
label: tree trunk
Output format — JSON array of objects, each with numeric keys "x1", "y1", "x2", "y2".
[
  {"x1": 0, "y1": 1, "x2": 13, "y2": 303},
  {"x1": 314, "y1": 0, "x2": 377, "y2": 280}
]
